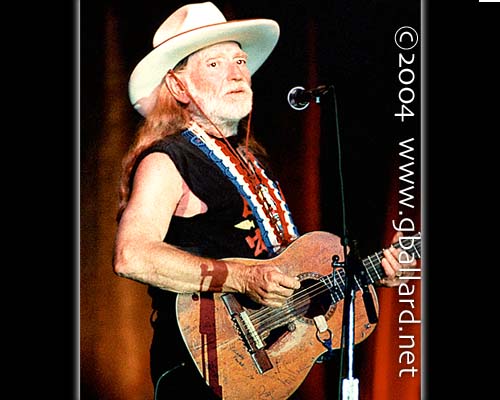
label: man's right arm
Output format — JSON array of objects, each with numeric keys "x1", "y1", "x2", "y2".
[{"x1": 112, "y1": 152, "x2": 299, "y2": 306}]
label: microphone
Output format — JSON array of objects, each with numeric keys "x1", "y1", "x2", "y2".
[{"x1": 287, "y1": 84, "x2": 333, "y2": 111}]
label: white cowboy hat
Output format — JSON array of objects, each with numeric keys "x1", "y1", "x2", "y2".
[{"x1": 128, "y1": 2, "x2": 280, "y2": 116}]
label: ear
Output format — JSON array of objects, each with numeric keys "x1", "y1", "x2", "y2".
[{"x1": 164, "y1": 71, "x2": 190, "y2": 104}]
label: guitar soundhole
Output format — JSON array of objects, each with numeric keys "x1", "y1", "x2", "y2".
[
  {"x1": 232, "y1": 274, "x2": 335, "y2": 350},
  {"x1": 294, "y1": 274, "x2": 335, "y2": 324}
]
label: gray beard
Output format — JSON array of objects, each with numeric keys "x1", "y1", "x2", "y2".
[{"x1": 188, "y1": 90, "x2": 253, "y2": 136}]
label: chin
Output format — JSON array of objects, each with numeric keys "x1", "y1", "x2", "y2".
[{"x1": 220, "y1": 103, "x2": 252, "y2": 121}]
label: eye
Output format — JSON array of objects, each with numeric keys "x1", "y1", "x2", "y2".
[
  {"x1": 209, "y1": 61, "x2": 217, "y2": 68},
  {"x1": 236, "y1": 59, "x2": 247, "y2": 65}
]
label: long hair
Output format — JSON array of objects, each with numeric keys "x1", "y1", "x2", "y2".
[
  {"x1": 116, "y1": 75, "x2": 190, "y2": 221},
  {"x1": 116, "y1": 64, "x2": 268, "y2": 223}
]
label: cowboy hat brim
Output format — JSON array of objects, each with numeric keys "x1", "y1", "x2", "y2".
[{"x1": 129, "y1": 19, "x2": 280, "y2": 116}]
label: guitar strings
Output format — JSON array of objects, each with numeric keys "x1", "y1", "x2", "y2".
[
  {"x1": 249, "y1": 254, "x2": 371, "y2": 325},
  {"x1": 194, "y1": 273, "x2": 356, "y2": 353},
  {"x1": 248, "y1": 268, "x2": 350, "y2": 334},
  {"x1": 210, "y1": 237, "x2": 421, "y2": 350},
  {"x1": 250, "y1": 270, "x2": 351, "y2": 334},
  {"x1": 248, "y1": 238, "x2": 421, "y2": 334},
  {"x1": 250, "y1": 264, "x2": 371, "y2": 335},
  {"x1": 250, "y1": 234, "x2": 420, "y2": 330},
  {"x1": 248, "y1": 245, "x2": 387, "y2": 324}
]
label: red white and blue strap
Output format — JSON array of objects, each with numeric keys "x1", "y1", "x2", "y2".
[{"x1": 182, "y1": 127, "x2": 298, "y2": 255}]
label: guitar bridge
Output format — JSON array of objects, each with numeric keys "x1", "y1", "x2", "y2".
[{"x1": 222, "y1": 294, "x2": 273, "y2": 374}]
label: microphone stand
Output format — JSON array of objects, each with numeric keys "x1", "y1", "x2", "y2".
[
  {"x1": 288, "y1": 83, "x2": 378, "y2": 399},
  {"x1": 329, "y1": 86, "x2": 379, "y2": 400},
  {"x1": 327, "y1": 85, "x2": 358, "y2": 400}
]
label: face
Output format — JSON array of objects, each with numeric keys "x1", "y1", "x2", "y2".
[{"x1": 181, "y1": 41, "x2": 253, "y2": 125}]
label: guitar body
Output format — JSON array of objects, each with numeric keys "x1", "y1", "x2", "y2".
[{"x1": 176, "y1": 231, "x2": 379, "y2": 399}]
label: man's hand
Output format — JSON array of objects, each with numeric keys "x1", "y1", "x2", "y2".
[
  {"x1": 380, "y1": 231, "x2": 418, "y2": 287},
  {"x1": 243, "y1": 265, "x2": 301, "y2": 307}
]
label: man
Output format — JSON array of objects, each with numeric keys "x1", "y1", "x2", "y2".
[{"x1": 113, "y1": 2, "x2": 415, "y2": 399}]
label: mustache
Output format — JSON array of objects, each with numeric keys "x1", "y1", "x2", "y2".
[{"x1": 224, "y1": 83, "x2": 252, "y2": 95}]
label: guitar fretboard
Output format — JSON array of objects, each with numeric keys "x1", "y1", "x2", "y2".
[{"x1": 320, "y1": 233, "x2": 421, "y2": 303}]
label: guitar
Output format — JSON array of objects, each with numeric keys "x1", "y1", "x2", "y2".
[{"x1": 176, "y1": 230, "x2": 421, "y2": 399}]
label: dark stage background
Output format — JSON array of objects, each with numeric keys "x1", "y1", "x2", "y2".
[{"x1": 81, "y1": 0, "x2": 422, "y2": 399}]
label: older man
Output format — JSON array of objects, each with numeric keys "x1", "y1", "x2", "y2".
[{"x1": 113, "y1": 2, "x2": 414, "y2": 399}]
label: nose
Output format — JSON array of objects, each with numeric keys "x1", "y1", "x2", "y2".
[{"x1": 227, "y1": 61, "x2": 246, "y2": 81}]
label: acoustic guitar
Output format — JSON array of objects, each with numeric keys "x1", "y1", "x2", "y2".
[{"x1": 176, "y1": 230, "x2": 421, "y2": 399}]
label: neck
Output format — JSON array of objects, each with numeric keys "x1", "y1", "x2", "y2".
[{"x1": 190, "y1": 115, "x2": 239, "y2": 138}]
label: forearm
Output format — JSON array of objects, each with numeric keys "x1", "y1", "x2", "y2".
[{"x1": 113, "y1": 240, "x2": 248, "y2": 294}]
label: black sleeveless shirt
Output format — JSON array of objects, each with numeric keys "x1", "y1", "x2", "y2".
[
  {"x1": 135, "y1": 130, "x2": 275, "y2": 262},
  {"x1": 132, "y1": 130, "x2": 298, "y2": 395}
]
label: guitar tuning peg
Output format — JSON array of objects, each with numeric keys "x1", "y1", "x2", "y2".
[{"x1": 331, "y1": 255, "x2": 344, "y2": 268}]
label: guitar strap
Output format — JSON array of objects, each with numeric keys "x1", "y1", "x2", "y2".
[{"x1": 182, "y1": 124, "x2": 299, "y2": 256}]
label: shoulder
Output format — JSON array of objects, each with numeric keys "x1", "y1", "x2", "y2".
[
  {"x1": 132, "y1": 134, "x2": 186, "y2": 176},
  {"x1": 142, "y1": 133, "x2": 186, "y2": 157},
  {"x1": 132, "y1": 134, "x2": 188, "y2": 189},
  {"x1": 135, "y1": 151, "x2": 181, "y2": 182},
  {"x1": 132, "y1": 151, "x2": 184, "y2": 204}
]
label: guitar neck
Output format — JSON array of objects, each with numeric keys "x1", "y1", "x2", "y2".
[{"x1": 320, "y1": 233, "x2": 421, "y2": 302}]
